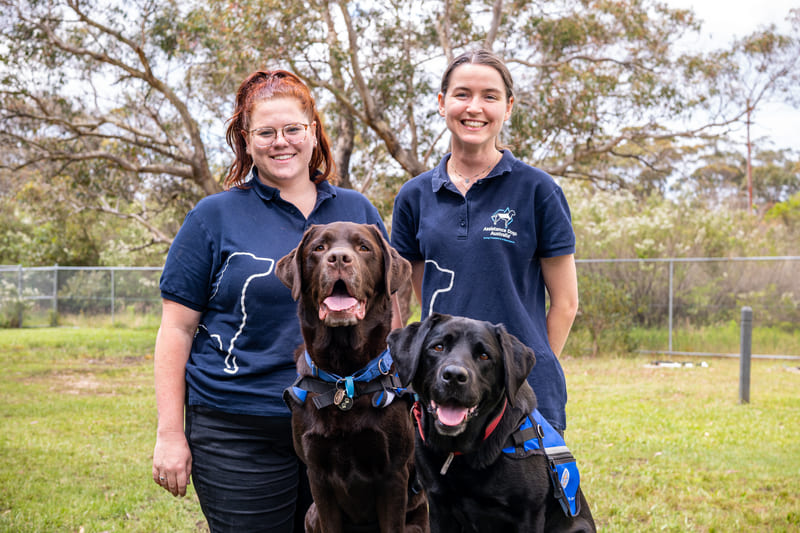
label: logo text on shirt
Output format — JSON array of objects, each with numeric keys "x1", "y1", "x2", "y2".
[{"x1": 483, "y1": 207, "x2": 518, "y2": 243}]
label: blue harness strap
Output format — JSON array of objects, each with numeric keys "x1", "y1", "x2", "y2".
[
  {"x1": 306, "y1": 349, "x2": 394, "y2": 386},
  {"x1": 284, "y1": 348, "x2": 405, "y2": 410},
  {"x1": 502, "y1": 409, "x2": 582, "y2": 518}
]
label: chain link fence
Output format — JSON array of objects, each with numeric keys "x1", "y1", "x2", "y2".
[
  {"x1": 2, "y1": 258, "x2": 799, "y2": 358},
  {"x1": 574, "y1": 256, "x2": 800, "y2": 359},
  {"x1": 0, "y1": 265, "x2": 161, "y2": 328}
]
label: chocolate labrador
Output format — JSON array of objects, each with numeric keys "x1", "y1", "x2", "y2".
[
  {"x1": 277, "y1": 221, "x2": 429, "y2": 533},
  {"x1": 387, "y1": 313, "x2": 595, "y2": 533}
]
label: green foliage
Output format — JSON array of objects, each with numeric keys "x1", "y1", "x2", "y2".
[
  {"x1": 0, "y1": 175, "x2": 173, "y2": 267},
  {"x1": 678, "y1": 146, "x2": 800, "y2": 208},
  {"x1": 766, "y1": 191, "x2": 800, "y2": 245},
  {"x1": 567, "y1": 182, "x2": 796, "y2": 260},
  {"x1": 574, "y1": 270, "x2": 636, "y2": 357},
  {"x1": 566, "y1": 184, "x2": 800, "y2": 353},
  {"x1": 0, "y1": 279, "x2": 29, "y2": 328}
]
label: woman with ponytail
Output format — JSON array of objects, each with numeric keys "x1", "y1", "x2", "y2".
[{"x1": 152, "y1": 70, "x2": 388, "y2": 532}]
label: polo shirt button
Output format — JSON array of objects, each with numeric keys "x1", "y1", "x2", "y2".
[{"x1": 459, "y1": 220, "x2": 466, "y2": 227}]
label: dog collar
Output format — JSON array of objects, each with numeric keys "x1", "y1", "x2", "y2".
[
  {"x1": 306, "y1": 348, "x2": 393, "y2": 392},
  {"x1": 412, "y1": 397, "x2": 507, "y2": 474}
]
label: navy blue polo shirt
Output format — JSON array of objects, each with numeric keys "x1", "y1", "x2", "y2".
[
  {"x1": 160, "y1": 171, "x2": 388, "y2": 417},
  {"x1": 391, "y1": 150, "x2": 575, "y2": 430}
]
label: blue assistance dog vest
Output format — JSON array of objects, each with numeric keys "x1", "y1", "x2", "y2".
[
  {"x1": 502, "y1": 409, "x2": 582, "y2": 518},
  {"x1": 284, "y1": 349, "x2": 406, "y2": 411}
]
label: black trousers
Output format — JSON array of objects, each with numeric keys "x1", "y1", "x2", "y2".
[{"x1": 185, "y1": 406, "x2": 312, "y2": 533}]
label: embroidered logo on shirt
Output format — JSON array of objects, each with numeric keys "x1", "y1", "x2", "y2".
[
  {"x1": 483, "y1": 207, "x2": 518, "y2": 243},
  {"x1": 491, "y1": 207, "x2": 516, "y2": 228}
]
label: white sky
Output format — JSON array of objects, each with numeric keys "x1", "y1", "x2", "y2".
[{"x1": 665, "y1": 0, "x2": 798, "y2": 150}]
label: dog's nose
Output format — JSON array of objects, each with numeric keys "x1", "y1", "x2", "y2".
[
  {"x1": 326, "y1": 247, "x2": 353, "y2": 266},
  {"x1": 441, "y1": 365, "x2": 469, "y2": 384}
]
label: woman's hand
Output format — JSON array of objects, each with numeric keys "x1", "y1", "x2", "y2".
[{"x1": 153, "y1": 430, "x2": 192, "y2": 497}]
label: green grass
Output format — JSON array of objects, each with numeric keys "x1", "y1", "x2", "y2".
[
  {"x1": 0, "y1": 327, "x2": 207, "y2": 532},
  {"x1": 1, "y1": 327, "x2": 799, "y2": 532},
  {"x1": 565, "y1": 321, "x2": 800, "y2": 359},
  {"x1": 563, "y1": 354, "x2": 800, "y2": 532},
  {"x1": 629, "y1": 321, "x2": 800, "y2": 356}
]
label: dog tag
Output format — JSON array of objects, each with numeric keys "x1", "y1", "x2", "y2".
[
  {"x1": 337, "y1": 395, "x2": 354, "y2": 411},
  {"x1": 334, "y1": 389, "x2": 345, "y2": 406},
  {"x1": 440, "y1": 452, "x2": 455, "y2": 475}
]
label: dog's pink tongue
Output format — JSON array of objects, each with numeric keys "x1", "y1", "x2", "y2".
[
  {"x1": 324, "y1": 295, "x2": 358, "y2": 311},
  {"x1": 437, "y1": 405, "x2": 469, "y2": 426},
  {"x1": 319, "y1": 296, "x2": 365, "y2": 321}
]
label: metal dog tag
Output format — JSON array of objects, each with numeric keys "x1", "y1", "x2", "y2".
[
  {"x1": 440, "y1": 452, "x2": 455, "y2": 475},
  {"x1": 334, "y1": 389, "x2": 345, "y2": 406},
  {"x1": 337, "y1": 395, "x2": 354, "y2": 411}
]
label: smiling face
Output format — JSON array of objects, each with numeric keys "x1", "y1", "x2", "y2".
[
  {"x1": 388, "y1": 313, "x2": 536, "y2": 445},
  {"x1": 438, "y1": 63, "x2": 514, "y2": 153},
  {"x1": 304, "y1": 222, "x2": 385, "y2": 327},
  {"x1": 245, "y1": 97, "x2": 317, "y2": 188}
]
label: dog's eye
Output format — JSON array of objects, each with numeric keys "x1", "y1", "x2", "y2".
[
  {"x1": 358, "y1": 244, "x2": 370, "y2": 252},
  {"x1": 314, "y1": 244, "x2": 325, "y2": 252},
  {"x1": 479, "y1": 352, "x2": 490, "y2": 361},
  {"x1": 433, "y1": 344, "x2": 444, "y2": 352}
]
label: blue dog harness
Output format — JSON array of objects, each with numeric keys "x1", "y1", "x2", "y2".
[
  {"x1": 502, "y1": 409, "x2": 582, "y2": 518},
  {"x1": 284, "y1": 349, "x2": 406, "y2": 411},
  {"x1": 412, "y1": 400, "x2": 583, "y2": 519}
]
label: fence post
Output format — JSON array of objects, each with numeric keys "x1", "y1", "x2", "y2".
[
  {"x1": 111, "y1": 269, "x2": 115, "y2": 325},
  {"x1": 17, "y1": 265, "x2": 24, "y2": 328},
  {"x1": 739, "y1": 306, "x2": 752, "y2": 404},
  {"x1": 52, "y1": 264, "x2": 58, "y2": 326},
  {"x1": 668, "y1": 259, "x2": 674, "y2": 353}
]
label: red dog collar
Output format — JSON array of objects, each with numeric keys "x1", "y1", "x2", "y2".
[{"x1": 412, "y1": 398, "x2": 507, "y2": 446}]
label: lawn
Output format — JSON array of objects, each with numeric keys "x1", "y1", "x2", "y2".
[{"x1": 0, "y1": 327, "x2": 798, "y2": 532}]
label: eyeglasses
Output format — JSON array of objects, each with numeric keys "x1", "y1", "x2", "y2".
[{"x1": 248, "y1": 123, "x2": 311, "y2": 148}]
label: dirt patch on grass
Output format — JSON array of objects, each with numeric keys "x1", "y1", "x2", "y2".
[
  {"x1": 48, "y1": 372, "x2": 119, "y2": 396},
  {"x1": 23, "y1": 356, "x2": 152, "y2": 396}
]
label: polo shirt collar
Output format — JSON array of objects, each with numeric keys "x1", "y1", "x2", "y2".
[
  {"x1": 430, "y1": 150, "x2": 516, "y2": 192},
  {"x1": 249, "y1": 167, "x2": 336, "y2": 204}
]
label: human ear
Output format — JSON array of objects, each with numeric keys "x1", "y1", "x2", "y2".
[
  {"x1": 310, "y1": 121, "x2": 318, "y2": 146},
  {"x1": 504, "y1": 96, "x2": 514, "y2": 121},
  {"x1": 438, "y1": 92, "x2": 446, "y2": 116},
  {"x1": 242, "y1": 130, "x2": 252, "y2": 155}
]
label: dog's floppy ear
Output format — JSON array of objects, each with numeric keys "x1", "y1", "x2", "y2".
[
  {"x1": 366, "y1": 224, "x2": 411, "y2": 298},
  {"x1": 387, "y1": 247, "x2": 412, "y2": 296},
  {"x1": 276, "y1": 225, "x2": 318, "y2": 301},
  {"x1": 387, "y1": 313, "x2": 448, "y2": 387},
  {"x1": 495, "y1": 323, "x2": 535, "y2": 407}
]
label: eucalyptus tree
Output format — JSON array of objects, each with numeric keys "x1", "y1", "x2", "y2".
[
  {"x1": 2, "y1": 0, "x2": 798, "y2": 254},
  {"x1": 1, "y1": 0, "x2": 224, "y2": 251}
]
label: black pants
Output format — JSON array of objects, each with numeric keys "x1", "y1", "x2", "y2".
[{"x1": 185, "y1": 406, "x2": 312, "y2": 533}]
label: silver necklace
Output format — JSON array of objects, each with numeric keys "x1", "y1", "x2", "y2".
[{"x1": 449, "y1": 152, "x2": 500, "y2": 185}]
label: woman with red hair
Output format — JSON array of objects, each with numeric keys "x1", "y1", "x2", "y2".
[{"x1": 152, "y1": 70, "x2": 388, "y2": 532}]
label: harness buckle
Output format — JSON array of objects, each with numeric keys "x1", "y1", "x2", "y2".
[
  {"x1": 378, "y1": 356, "x2": 392, "y2": 375},
  {"x1": 335, "y1": 377, "x2": 356, "y2": 399}
]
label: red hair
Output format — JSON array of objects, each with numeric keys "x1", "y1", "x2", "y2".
[{"x1": 224, "y1": 70, "x2": 337, "y2": 189}]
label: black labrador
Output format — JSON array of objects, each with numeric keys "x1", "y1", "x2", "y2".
[
  {"x1": 277, "y1": 221, "x2": 429, "y2": 533},
  {"x1": 387, "y1": 313, "x2": 595, "y2": 533}
]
